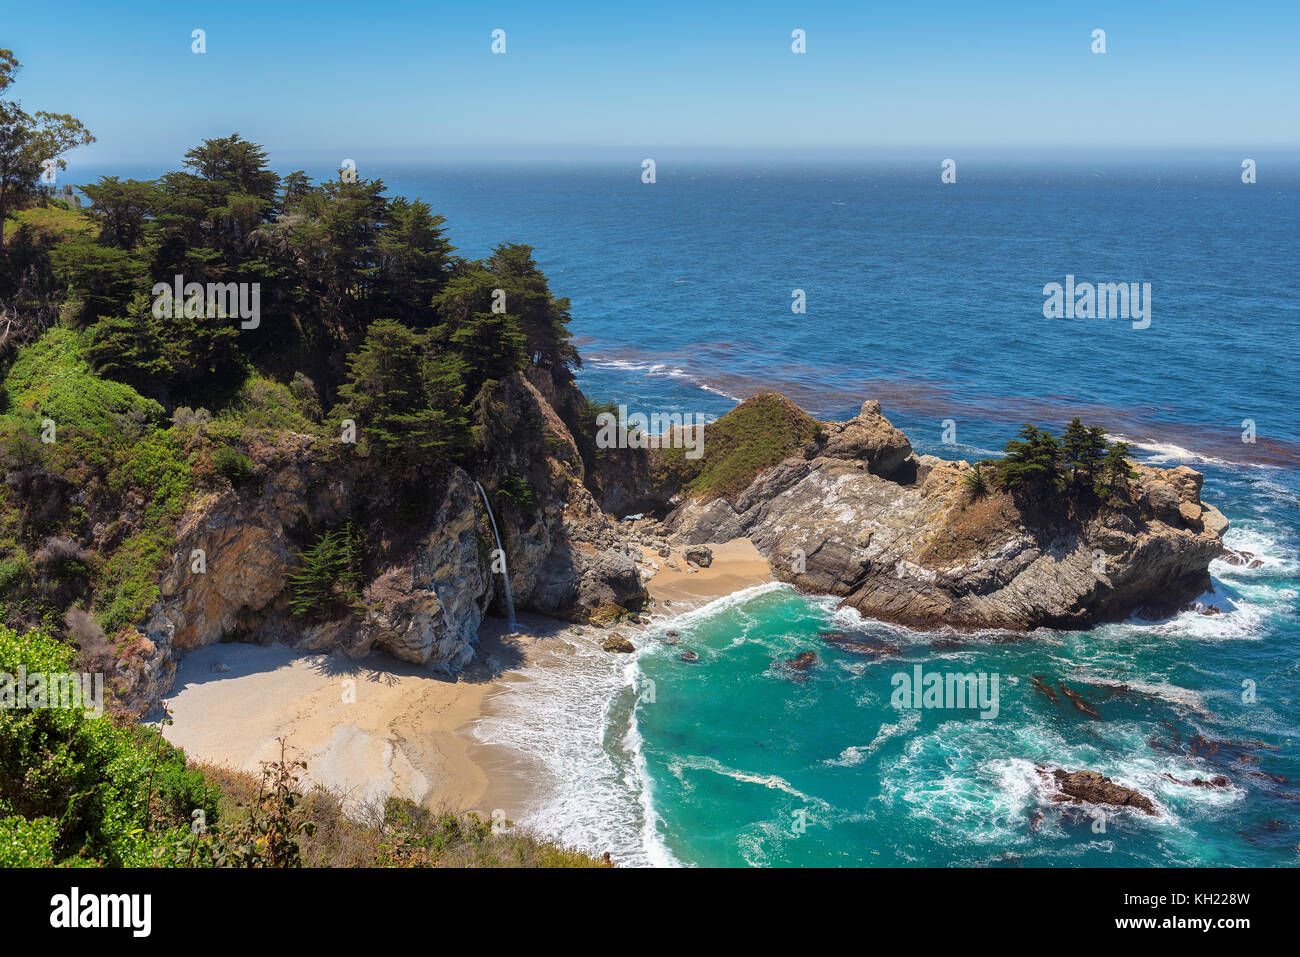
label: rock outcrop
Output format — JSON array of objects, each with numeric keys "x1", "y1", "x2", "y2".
[
  {"x1": 1039, "y1": 767, "x2": 1158, "y2": 816},
  {"x1": 661, "y1": 397, "x2": 1229, "y2": 632}
]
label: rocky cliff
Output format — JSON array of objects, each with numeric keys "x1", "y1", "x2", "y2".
[
  {"x1": 116, "y1": 370, "x2": 646, "y2": 713},
  {"x1": 627, "y1": 396, "x2": 1229, "y2": 632}
]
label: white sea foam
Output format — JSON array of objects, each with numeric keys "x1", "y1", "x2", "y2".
[
  {"x1": 1073, "y1": 674, "x2": 1209, "y2": 714},
  {"x1": 1108, "y1": 433, "x2": 1280, "y2": 470},
  {"x1": 472, "y1": 636, "x2": 677, "y2": 867},
  {"x1": 1215, "y1": 525, "x2": 1298, "y2": 575},
  {"x1": 587, "y1": 355, "x2": 743, "y2": 402},
  {"x1": 824, "y1": 710, "x2": 921, "y2": 766}
]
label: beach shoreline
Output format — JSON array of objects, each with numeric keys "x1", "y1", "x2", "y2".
[{"x1": 160, "y1": 538, "x2": 774, "y2": 828}]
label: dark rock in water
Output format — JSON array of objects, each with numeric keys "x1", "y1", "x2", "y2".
[
  {"x1": 1182, "y1": 601, "x2": 1222, "y2": 615},
  {"x1": 785, "y1": 651, "x2": 818, "y2": 671},
  {"x1": 666, "y1": 630, "x2": 680, "y2": 638},
  {"x1": 820, "y1": 631, "x2": 899, "y2": 656},
  {"x1": 1029, "y1": 674, "x2": 1058, "y2": 703},
  {"x1": 1058, "y1": 682, "x2": 1099, "y2": 718},
  {"x1": 1039, "y1": 767, "x2": 1157, "y2": 816},
  {"x1": 680, "y1": 650, "x2": 699, "y2": 662},
  {"x1": 1219, "y1": 548, "x2": 1264, "y2": 569},
  {"x1": 1164, "y1": 773, "x2": 1230, "y2": 789},
  {"x1": 601, "y1": 633, "x2": 635, "y2": 654}
]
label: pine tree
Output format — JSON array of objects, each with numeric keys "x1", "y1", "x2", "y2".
[
  {"x1": 1098, "y1": 441, "x2": 1138, "y2": 499},
  {"x1": 996, "y1": 424, "x2": 1063, "y2": 493},
  {"x1": 334, "y1": 318, "x2": 467, "y2": 460},
  {"x1": 286, "y1": 523, "x2": 362, "y2": 617},
  {"x1": 1062, "y1": 417, "x2": 1109, "y2": 489}
]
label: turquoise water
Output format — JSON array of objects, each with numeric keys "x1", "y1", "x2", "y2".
[{"x1": 631, "y1": 548, "x2": 1298, "y2": 866}]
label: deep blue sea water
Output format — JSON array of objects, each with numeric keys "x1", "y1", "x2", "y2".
[{"x1": 70, "y1": 157, "x2": 1300, "y2": 865}]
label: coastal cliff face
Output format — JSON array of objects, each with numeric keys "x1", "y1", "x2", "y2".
[
  {"x1": 115, "y1": 371, "x2": 645, "y2": 713},
  {"x1": 632, "y1": 396, "x2": 1229, "y2": 632}
]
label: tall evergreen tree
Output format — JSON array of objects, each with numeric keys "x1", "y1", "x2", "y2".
[
  {"x1": 997, "y1": 424, "x2": 1064, "y2": 493},
  {"x1": 334, "y1": 319, "x2": 467, "y2": 461}
]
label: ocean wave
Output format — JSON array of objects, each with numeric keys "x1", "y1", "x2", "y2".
[
  {"x1": 1215, "y1": 525, "x2": 1298, "y2": 576},
  {"x1": 1109, "y1": 433, "x2": 1282, "y2": 471},
  {"x1": 587, "y1": 355, "x2": 744, "y2": 402},
  {"x1": 472, "y1": 637, "x2": 676, "y2": 867}
]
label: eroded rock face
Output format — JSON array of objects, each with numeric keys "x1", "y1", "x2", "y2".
[
  {"x1": 123, "y1": 371, "x2": 647, "y2": 713},
  {"x1": 818, "y1": 399, "x2": 914, "y2": 480},
  {"x1": 477, "y1": 371, "x2": 646, "y2": 624},
  {"x1": 358, "y1": 468, "x2": 488, "y2": 670},
  {"x1": 666, "y1": 400, "x2": 1228, "y2": 632}
]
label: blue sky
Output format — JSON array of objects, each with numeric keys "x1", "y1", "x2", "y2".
[{"x1": 3, "y1": 0, "x2": 1297, "y2": 163}]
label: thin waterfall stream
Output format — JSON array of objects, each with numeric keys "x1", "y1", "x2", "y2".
[{"x1": 474, "y1": 480, "x2": 518, "y2": 630}]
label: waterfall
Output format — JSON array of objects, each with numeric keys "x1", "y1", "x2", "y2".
[{"x1": 474, "y1": 480, "x2": 517, "y2": 630}]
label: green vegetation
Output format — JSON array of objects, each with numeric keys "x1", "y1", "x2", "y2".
[
  {"x1": 0, "y1": 626, "x2": 215, "y2": 866},
  {"x1": 993, "y1": 418, "x2": 1136, "y2": 501},
  {"x1": 1, "y1": 99, "x2": 580, "y2": 639},
  {"x1": 961, "y1": 462, "x2": 990, "y2": 499},
  {"x1": 285, "y1": 524, "x2": 364, "y2": 619},
  {"x1": 656, "y1": 392, "x2": 822, "y2": 500},
  {"x1": 0, "y1": 48, "x2": 95, "y2": 248},
  {"x1": 2, "y1": 623, "x2": 607, "y2": 867}
]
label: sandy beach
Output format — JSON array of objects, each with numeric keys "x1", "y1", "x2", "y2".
[
  {"x1": 637, "y1": 538, "x2": 773, "y2": 610},
  {"x1": 160, "y1": 538, "x2": 774, "y2": 820}
]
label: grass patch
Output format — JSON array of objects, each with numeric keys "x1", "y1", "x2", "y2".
[
  {"x1": 6, "y1": 204, "x2": 97, "y2": 243},
  {"x1": 654, "y1": 392, "x2": 822, "y2": 501},
  {"x1": 93, "y1": 529, "x2": 171, "y2": 634}
]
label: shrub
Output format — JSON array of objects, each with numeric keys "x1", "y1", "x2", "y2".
[
  {"x1": 495, "y1": 472, "x2": 534, "y2": 513},
  {"x1": 286, "y1": 523, "x2": 363, "y2": 618},
  {"x1": 213, "y1": 446, "x2": 255, "y2": 488},
  {"x1": 962, "y1": 463, "x2": 989, "y2": 499},
  {"x1": 0, "y1": 625, "x2": 208, "y2": 866}
]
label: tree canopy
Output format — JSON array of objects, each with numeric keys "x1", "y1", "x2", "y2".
[{"x1": 8, "y1": 130, "x2": 579, "y2": 472}]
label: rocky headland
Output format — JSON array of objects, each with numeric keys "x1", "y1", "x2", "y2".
[{"x1": 600, "y1": 393, "x2": 1230, "y2": 633}]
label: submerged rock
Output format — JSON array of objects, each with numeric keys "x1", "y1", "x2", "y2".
[
  {"x1": 784, "y1": 650, "x2": 818, "y2": 671},
  {"x1": 1164, "y1": 773, "x2": 1230, "y2": 789},
  {"x1": 820, "y1": 631, "x2": 900, "y2": 656}
]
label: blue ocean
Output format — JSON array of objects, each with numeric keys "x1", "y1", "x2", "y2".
[{"x1": 72, "y1": 156, "x2": 1300, "y2": 866}]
